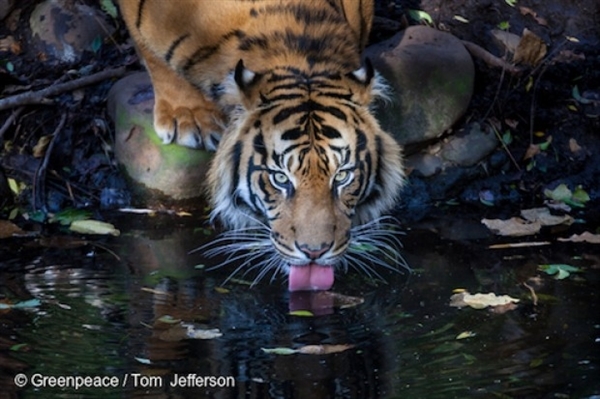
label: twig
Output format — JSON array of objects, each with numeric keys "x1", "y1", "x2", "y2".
[
  {"x1": 462, "y1": 40, "x2": 523, "y2": 75},
  {"x1": 33, "y1": 113, "x2": 67, "y2": 212},
  {"x1": 489, "y1": 121, "x2": 521, "y2": 171},
  {"x1": 523, "y1": 282, "x2": 538, "y2": 306},
  {"x1": 0, "y1": 66, "x2": 127, "y2": 111},
  {"x1": 488, "y1": 241, "x2": 551, "y2": 249},
  {"x1": 0, "y1": 107, "x2": 24, "y2": 139}
]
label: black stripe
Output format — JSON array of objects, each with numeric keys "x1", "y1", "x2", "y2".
[
  {"x1": 135, "y1": 0, "x2": 147, "y2": 29},
  {"x1": 230, "y1": 141, "x2": 243, "y2": 195},
  {"x1": 272, "y1": 100, "x2": 347, "y2": 125},
  {"x1": 183, "y1": 29, "x2": 244, "y2": 72},
  {"x1": 253, "y1": 133, "x2": 267, "y2": 161},
  {"x1": 165, "y1": 34, "x2": 190, "y2": 63},
  {"x1": 321, "y1": 125, "x2": 342, "y2": 139},
  {"x1": 238, "y1": 34, "x2": 269, "y2": 51},
  {"x1": 281, "y1": 128, "x2": 303, "y2": 141},
  {"x1": 183, "y1": 45, "x2": 219, "y2": 72}
]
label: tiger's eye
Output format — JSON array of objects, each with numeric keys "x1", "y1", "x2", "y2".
[
  {"x1": 273, "y1": 172, "x2": 289, "y2": 185},
  {"x1": 334, "y1": 170, "x2": 350, "y2": 184}
]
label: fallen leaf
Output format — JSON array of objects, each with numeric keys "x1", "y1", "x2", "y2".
[
  {"x1": 520, "y1": 207, "x2": 573, "y2": 227},
  {"x1": 407, "y1": 9, "x2": 433, "y2": 25},
  {"x1": 514, "y1": 28, "x2": 547, "y2": 66},
  {"x1": 32, "y1": 135, "x2": 53, "y2": 158},
  {"x1": 539, "y1": 264, "x2": 581, "y2": 280},
  {"x1": 0, "y1": 220, "x2": 25, "y2": 238},
  {"x1": 481, "y1": 217, "x2": 541, "y2": 236},
  {"x1": 569, "y1": 138, "x2": 582, "y2": 153},
  {"x1": 557, "y1": 232, "x2": 600, "y2": 244},
  {"x1": 184, "y1": 324, "x2": 222, "y2": 339},
  {"x1": 491, "y1": 29, "x2": 520, "y2": 55},
  {"x1": 100, "y1": 0, "x2": 119, "y2": 18},
  {"x1": 544, "y1": 184, "x2": 589, "y2": 208},
  {"x1": 518, "y1": 6, "x2": 548, "y2": 26},
  {"x1": 450, "y1": 292, "x2": 520, "y2": 309},
  {"x1": 0, "y1": 35, "x2": 21, "y2": 54},
  {"x1": 261, "y1": 344, "x2": 354, "y2": 356},
  {"x1": 157, "y1": 315, "x2": 181, "y2": 324},
  {"x1": 523, "y1": 143, "x2": 540, "y2": 160},
  {"x1": 456, "y1": 331, "x2": 476, "y2": 340},
  {"x1": 0, "y1": 298, "x2": 41, "y2": 310},
  {"x1": 289, "y1": 310, "x2": 314, "y2": 317},
  {"x1": 297, "y1": 344, "x2": 354, "y2": 355},
  {"x1": 69, "y1": 220, "x2": 120, "y2": 236},
  {"x1": 261, "y1": 347, "x2": 298, "y2": 355}
]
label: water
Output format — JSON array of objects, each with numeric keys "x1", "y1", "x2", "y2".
[{"x1": 0, "y1": 213, "x2": 599, "y2": 398}]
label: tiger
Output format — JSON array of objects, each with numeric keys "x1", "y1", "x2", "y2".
[{"x1": 118, "y1": 0, "x2": 406, "y2": 291}]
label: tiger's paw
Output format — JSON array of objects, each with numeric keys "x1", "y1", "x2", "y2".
[{"x1": 153, "y1": 98, "x2": 223, "y2": 151}]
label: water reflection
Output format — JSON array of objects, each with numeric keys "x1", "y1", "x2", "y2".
[{"x1": 0, "y1": 215, "x2": 598, "y2": 398}]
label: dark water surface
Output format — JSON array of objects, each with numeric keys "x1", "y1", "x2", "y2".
[{"x1": 0, "y1": 214, "x2": 598, "y2": 398}]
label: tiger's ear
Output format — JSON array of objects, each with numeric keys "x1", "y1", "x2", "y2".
[
  {"x1": 347, "y1": 58, "x2": 388, "y2": 105},
  {"x1": 234, "y1": 59, "x2": 261, "y2": 93},
  {"x1": 231, "y1": 59, "x2": 263, "y2": 108},
  {"x1": 347, "y1": 58, "x2": 374, "y2": 86}
]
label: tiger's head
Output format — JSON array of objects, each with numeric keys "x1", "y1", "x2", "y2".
[{"x1": 207, "y1": 60, "x2": 405, "y2": 291}]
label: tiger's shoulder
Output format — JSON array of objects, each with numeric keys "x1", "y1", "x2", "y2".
[{"x1": 118, "y1": 0, "x2": 374, "y2": 91}]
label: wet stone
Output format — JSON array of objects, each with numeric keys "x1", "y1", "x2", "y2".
[
  {"x1": 29, "y1": 0, "x2": 114, "y2": 63},
  {"x1": 366, "y1": 25, "x2": 475, "y2": 146},
  {"x1": 107, "y1": 72, "x2": 212, "y2": 202},
  {"x1": 440, "y1": 122, "x2": 499, "y2": 167}
]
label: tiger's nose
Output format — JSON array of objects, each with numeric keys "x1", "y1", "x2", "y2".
[{"x1": 296, "y1": 242, "x2": 333, "y2": 261}]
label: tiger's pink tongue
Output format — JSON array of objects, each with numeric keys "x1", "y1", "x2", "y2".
[{"x1": 289, "y1": 263, "x2": 334, "y2": 291}]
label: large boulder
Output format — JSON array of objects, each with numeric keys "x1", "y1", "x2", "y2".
[
  {"x1": 107, "y1": 72, "x2": 212, "y2": 202},
  {"x1": 29, "y1": 0, "x2": 114, "y2": 63},
  {"x1": 366, "y1": 25, "x2": 475, "y2": 146}
]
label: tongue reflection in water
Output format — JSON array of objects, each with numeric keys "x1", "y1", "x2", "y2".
[{"x1": 288, "y1": 263, "x2": 335, "y2": 292}]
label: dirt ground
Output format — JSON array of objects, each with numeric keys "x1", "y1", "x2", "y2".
[{"x1": 1, "y1": 0, "x2": 599, "y2": 223}]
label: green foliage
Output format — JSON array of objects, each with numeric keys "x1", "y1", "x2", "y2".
[
  {"x1": 538, "y1": 264, "x2": 581, "y2": 280},
  {"x1": 408, "y1": 10, "x2": 434, "y2": 25},
  {"x1": 100, "y1": 0, "x2": 119, "y2": 18}
]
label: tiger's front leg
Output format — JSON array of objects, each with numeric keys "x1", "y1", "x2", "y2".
[{"x1": 139, "y1": 45, "x2": 224, "y2": 150}]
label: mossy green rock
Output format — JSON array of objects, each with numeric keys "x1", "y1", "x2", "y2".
[
  {"x1": 366, "y1": 26, "x2": 474, "y2": 146},
  {"x1": 107, "y1": 72, "x2": 212, "y2": 201}
]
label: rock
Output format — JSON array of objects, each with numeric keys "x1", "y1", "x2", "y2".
[
  {"x1": 405, "y1": 152, "x2": 443, "y2": 177},
  {"x1": 107, "y1": 72, "x2": 212, "y2": 202},
  {"x1": 29, "y1": 0, "x2": 114, "y2": 63},
  {"x1": 440, "y1": 122, "x2": 498, "y2": 166},
  {"x1": 366, "y1": 26, "x2": 474, "y2": 146},
  {"x1": 0, "y1": 0, "x2": 14, "y2": 20}
]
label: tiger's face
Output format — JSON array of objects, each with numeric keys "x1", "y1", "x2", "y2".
[{"x1": 208, "y1": 61, "x2": 405, "y2": 291}]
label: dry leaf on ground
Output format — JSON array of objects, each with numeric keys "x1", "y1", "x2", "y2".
[
  {"x1": 514, "y1": 28, "x2": 547, "y2": 66},
  {"x1": 557, "y1": 232, "x2": 600, "y2": 244},
  {"x1": 481, "y1": 217, "x2": 541, "y2": 236},
  {"x1": 0, "y1": 220, "x2": 25, "y2": 238},
  {"x1": 520, "y1": 207, "x2": 573, "y2": 227},
  {"x1": 262, "y1": 344, "x2": 354, "y2": 356},
  {"x1": 450, "y1": 292, "x2": 520, "y2": 310},
  {"x1": 69, "y1": 219, "x2": 120, "y2": 236}
]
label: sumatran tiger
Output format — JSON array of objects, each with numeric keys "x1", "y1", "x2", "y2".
[{"x1": 118, "y1": 0, "x2": 406, "y2": 291}]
